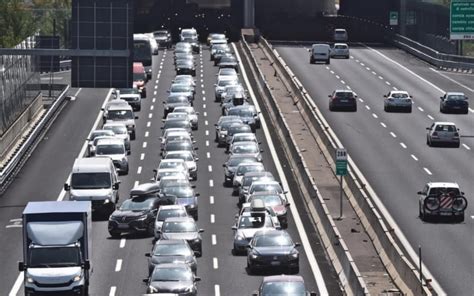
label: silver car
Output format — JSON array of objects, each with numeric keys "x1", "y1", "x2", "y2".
[
  {"x1": 87, "y1": 129, "x2": 115, "y2": 156},
  {"x1": 426, "y1": 122, "x2": 460, "y2": 147},
  {"x1": 330, "y1": 43, "x2": 349, "y2": 59},
  {"x1": 94, "y1": 138, "x2": 129, "y2": 174},
  {"x1": 229, "y1": 141, "x2": 263, "y2": 162},
  {"x1": 174, "y1": 106, "x2": 199, "y2": 130},
  {"x1": 154, "y1": 205, "x2": 188, "y2": 239},
  {"x1": 233, "y1": 162, "x2": 265, "y2": 195},
  {"x1": 384, "y1": 90, "x2": 412, "y2": 112},
  {"x1": 164, "y1": 150, "x2": 199, "y2": 180},
  {"x1": 103, "y1": 103, "x2": 137, "y2": 140},
  {"x1": 214, "y1": 77, "x2": 239, "y2": 102},
  {"x1": 103, "y1": 122, "x2": 131, "y2": 153}
]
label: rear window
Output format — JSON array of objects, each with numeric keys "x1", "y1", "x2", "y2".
[
  {"x1": 428, "y1": 187, "x2": 460, "y2": 196},
  {"x1": 335, "y1": 92, "x2": 354, "y2": 99}
]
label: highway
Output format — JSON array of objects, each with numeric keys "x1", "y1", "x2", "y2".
[
  {"x1": 275, "y1": 43, "x2": 474, "y2": 296},
  {"x1": 0, "y1": 46, "x2": 342, "y2": 295}
]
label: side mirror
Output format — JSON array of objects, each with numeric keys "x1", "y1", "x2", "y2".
[
  {"x1": 426, "y1": 127, "x2": 430, "y2": 130},
  {"x1": 83, "y1": 260, "x2": 91, "y2": 270},
  {"x1": 383, "y1": 95, "x2": 387, "y2": 97},
  {"x1": 310, "y1": 293, "x2": 318, "y2": 296},
  {"x1": 101, "y1": 108, "x2": 105, "y2": 111},
  {"x1": 461, "y1": 191, "x2": 465, "y2": 195},
  {"x1": 194, "y1": 147, "x2": 199, "y2": 150},
  {"x1": 18, "y1": 262, "x2": 25, "y2": 271},
  {"x1": 327, "y1": 95, "x2": 331, "y2": 98},
  {"x1": 113, "y1": 183, "x2": 120, "y2": 190},
  {"x1": 135, "y1": 116, "x2": 139, "y2": 119},
  {"x1": 294, "y1": 242, "x2": 301, "y2": 247},
  {"x1": 231, "y1": 226, "x2": 237, "y2": 230},
  {"x1": 195, "y1": 276, "x2": 201, "y2": 282},
  {"x1": 222, "y1": 164, "x2": 227, "y2": 167},
  {"x1": 145, "y1": 253, "x2": 151, "y2": 257},
  {"x1": 142, "y1": 279, "x2": 148, "y2": 283},
  {"x1": 417, "y1": 191, "x2": 423, "y2": 195},
  {"x1": 198, "y1": 229, "x2": 204, "y2": 233},
  {"x1": 195, "y1": 193, "x2": 200, "y2": 197},
  {"x1": 64, "y1": 183, "x2": 71, "y2": 191},
  {"x1": 285, "y1": 203, "x2": 291, "y2": 207},
  {"x1": 440, "y1": 96, "x2": 444, "y2": 100}
]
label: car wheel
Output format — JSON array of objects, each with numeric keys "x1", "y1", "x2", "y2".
[
  {"x1": 131, "y1": 131, "x2": 136, "y2": 140},
  {"x1": 407, "y1": 106, "x2": 412, "y2": 113},
  {"x1": 352, "y1": 105, "x2": 357, "y2": 112},
  {"x1": 464, "y1": 109, "x2": 469, "y2": 114},
  {"x1": 147, "y1": 222, "x2": 154, "y2": 236},
  {"x1": 329, "y1": 104, "x2": 333, "y2": 111},
  {"x1": 291, "y1": 265, "x2": 300, "y2": 274},
  {"x1": 309, "y1": 58, "x2": 314, "y2": 64},
  {"x1": 109, "y1": 231, "x2": 121, "y2": 238},
  {"x1": 440, "y1": 105, "x2": 444, "y2": 113},
  {"x1": 455, "y1": 142, "x2": 460, "y2": 148},
  {"x1": 426, "y1": 137, "x2": 431, "y2": 146}
]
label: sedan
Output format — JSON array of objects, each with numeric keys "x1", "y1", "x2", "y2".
[
  {"x1": 175, "y1": 59, "x2": 196, "y2": 76},
  {"x1": 102, "y1": 122, "x2": 131, "y2": 153},
  {"x1": 146, "y1": 239, "x2": 198, "y2": 275},
  {"x1": 173, "y1": 75, "x2": 196, "y2": 87},
  {"x1": 225, "y1": 124, "x2": 253, "y2": 147},
  {"x1": 218, "y1": 55, "x2": 239, "y2": 71},
  {"x1": 164, "y1": 151, "x2": 199, "y2": 180},
  {"x1": 328, "y1": 90, "x2": 357, "y2": 111},
  {"x1": 217, "y1": 68, "x2": 238, "y2": 81},
  {"x1": 163, "y1": 95, "x2": 190, "y2": 117},
  {"x1": 174, "y1": 106, "x2": 199, "y2": 130},
  {"x1": 227, "y1": 105, "x2": 260, "y2": 131},
  {"x1": 161, "y1": 140, "x2": 198, "y2": 158},
  {"x1": 215, "y1": 119, "x2": 244, "y2": 146},
  {"x1": 232, "y1": 212, "x2": 279, "y2": 254},
  {"x1": 239, "y1": 172, "x2": 275, "y2": 203},
  {"x1": 211, "y1": 44, "x2": 231, "y2": 61},
  {"x1": 215, "y1": 77, "x2": 239, "y2": 102},
  {"x1": 168, "y1": 83, "x2": 195, "y2": 103},
  {"x1": 154, "y1": 205, "x2": 188, "y2": 239},
  {"x1": 158, "y1": 217, "x2": 204, "y2": 256},
  {"x1": 248, "y1": 191, "x2": 290, "y2": 228},
  {"x1": 440, "y1": 92, "x2": 469, "y2": 114},
  {"x1": 229, "y1": 141, "x2": 263, "y2": 162},
  {"x1": 247, "y1": 181, "x2": 287, "y2": 203},
  {"x1": 161, "y1": 184, "x2": 200, "y2": 220},
  {"x1": 229, "y1": 132, "x2": 259, "y2": 151},
  {"x1": 108, "y1": 195, "x2": 159, "y2": 237},
  {"x1": 247, "y1": 230, "x2": 300, "y2": 274},
  {"x1": 144, "y1": 263, "x2": 200, "y2": 295},
  {"x1": 223, "y1": 154, "x2": 260, "y2": 186},
  {"x1": 233, "y1": 162, "x2": 266, "y2": 195},
  {"x1": 87, "y1": 129, "x2": 115, "y2": 156},
  {"x1": 330, "y1": 43, "x2": 350, "y2": 59},
  {"x1": 160, "y1": 130, "x2": 193, "y2": 150},
  {"x1": 252, "y1": 275, "x2": 317, "y2": 296},
  {"x1": 116, "y1": 88, "x2": 141, "y2": 111},
  {"x1": 384, "y1": 90, "x2": 412, "y2": 112},
  {"x1": 426, "y1": 122, "x2": 460, "y2": 147}
]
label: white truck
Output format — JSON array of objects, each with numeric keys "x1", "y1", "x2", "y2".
[{"x1": 18, "y1": 201, "x2": 92, "y2": 296}]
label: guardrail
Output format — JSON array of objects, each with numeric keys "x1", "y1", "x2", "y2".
[
  {"x1": 0, "y1": 85, "x2": 70, "y2": 194},
  {"x1": 258, "y1": 36, "x2": 439, "y2": 295},
  {"x1": 239, "y1": 36, "x2": 369, "y2": 296}
]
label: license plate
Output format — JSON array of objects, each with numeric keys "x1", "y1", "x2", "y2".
[
  {"x1": 340, "y1": 99, "x2": 348, "y2": 103},
  {"x1": 270, "y1": 261, "x2": 280, "y2": 266},
  {"x1": 118, "y1": 224, "x2": 129, "y2": 229}
]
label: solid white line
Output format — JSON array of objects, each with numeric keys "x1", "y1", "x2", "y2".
[
  {"x1": 210, "y1": 195, "x2": 214, "y2": 204},
  {"x1": 73, "y1": 88, "x2": 82, "y2": 97},
  {"x1": 429, "y1": 67, "x2": 474, "y2": 93},
  {"x1": 8, "y1": 272, "x2": 23, "y2": 296},
  {"x1": 207, "y1": 152, "x2": 210, "y2": 158},
  {"x1": 209, "y1": 179, "x2": 214, "y2": 187},
  {"x1": 115, "y1": 259, "x2": 122, "y2": 272},
  {"x1": 233, "y1": 43, "x2": 328, "y2": 296},
  {"x1": 372, "y1": 113, "x2": 378, "y2": 118},
  {"x1": 411, "y1": 154, "x2": 419, "y2": 161},
  {"x1": 213, "y1": 257, "x2": 218, "y2": 269},
  {"x1": 208, "y1": 165, "x2": 213, "y2": 172},
  {"x1": 417, "y1": 106, "x2": 424, "y2": 112},
  {"x1": 203, "y1": 112, "x2": 207, "y2": 117},
  {"x1": 212, "y1": 234, "x2": 217, "y2": 245},
  {"x1": 143, "y1": 142, "x2": 147, "y2": 148},
  {"x1": 5, "y1": 225, "x2": 22, "y2": 229},
  {"x1": 462, "y1": 144, "x2": 471, "y2": 150},
  {"x1": 424, "y1": 168, "x2": 433, "y2": 175},
  {"x1": 147, "y1": 121, "x2": 151, "y2": 127},
  {"x1": 390, "y1": 132, "x2": 397, "y2": 138},
  {"x1": 119, "y1": 238, "x2": 126, "y2": 248},
  {"x1": 355, "y1": 59, "x2": 359, "y2": 63},
  {"x1": 206, "y1": 140, "x2": 209, "y2": 147},
  {"x1": 134, "y1": 181, "x2": 139, "y2": 187},
  {"x1": 400, "y1": 142, "x2": 407, "y2": 149},
  {"x1": 205, "y1": 130, "x2": 209, "y2": 136},
  {"x1": 144, "y1": 131, "x2": 149, "y2": 138},
  {"x1": 109, "y1": 286, "x2": 117, "y2": 296},
  {"x1": 427, "y1": 115, "x2": 434, "y2": 120},
  {"x1": 137, "y1": 167, "x2": 142, "y2": 175},
  {"x1": 210, "y1": 214, "x2": 215, "y2": 223}
]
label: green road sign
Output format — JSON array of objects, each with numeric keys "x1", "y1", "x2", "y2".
[
  {"x1": 335, "y1": 148, "x2": 347, "y2": 176},
  {"x1": 389, "y1": 11, "x2": 399, "y2": 26},
  {"x1": 450, "y1": 0, "x2": 474, "y2": 40}
]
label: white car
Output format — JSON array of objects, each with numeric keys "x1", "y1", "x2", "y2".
[
  {"x1": 154, "y1": 168, "x2": 189, "y2": 183},
  {"x1": 87, "y1": 130, "x2": 115, "y2": 156},
  {"x1": 154, "y1": 205, "x2": 188, "y2": 239},
  {"x1": 163, "y1": 150, "x2": 199, "y2": 180},
  {"x1": 94, "y1": 138, "x2": 129, "y2": 174},
  {"x1": 173, "y1": 106, "x2": 199, "y2": 130},
  {"x1": 215, "y1": 77, "x2": 239, "y2": 101},
  {"x1": 333, "y1": 28, "x2": 348, "y2": 41},
  {"x1": 426, "y1": 122, "x2": 460, "y2": 147},
  {"x1": 330, "y1": 43, "x2": 349, "y2": 59},
  {"x1": 384, "y1": 90, "x2": 412, "y2": 112},
  {"x1": 418, "y1": 182, "x2": 467, "y2": 222},
  {"x1": 232, "y1": 162, "x2": 265, "y2": 194},
  {"x1": 247, "y1": 181, "x2": 287, "y2": 204},
  {"x1": 173, "y1": 75, "x2": 196, "y2": 87},
  {"x1": 156, "y1": 159, "x2": 190, "y2": 180},
  {"x1": 217, "y1": 68, "x2": 238, "y2": 81},
  {"x1": 102, "y1": 122, "x2": 131, "y2": 153}
]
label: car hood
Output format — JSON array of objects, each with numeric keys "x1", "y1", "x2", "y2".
[
  {"x1": 236, "y1": 228, "x2": 266, "y2": 239},
  {"x1": 111, "y1": 210, "x2": 146, "y2": 219},
  {"x1": 170, "y1": 91, "x2": 192, "y2": 97},
  {"x1": 149, "y1": 280, "x2": 194, "y2": 293},
  {"x1": 106, "y1": 118, "x2": 134, "y2": 126},
  {"x1": 151, "y1": 255, "x2": 189, "y2": 265},
  {"x1": 70, "y1": 188, "x2": 112, "y2": 199},
  {"x1": 165, "y1": 102, "x2": 189, "y2": 109},
  {"x1": 27, "y1": 267, "x2": 81, "y2": 284},
  {"x1": 98, "y1": 154, "x2": 125, "y2": 161},
  {"x1": 162, "y1": 232, "x2": 199, "y2": 241},
  {"x1": 253, "y1": 246, "x2": 294, "y2": 255},
  {"x1": 177, "y1": 197, "x2": 196, "y2": 207}
]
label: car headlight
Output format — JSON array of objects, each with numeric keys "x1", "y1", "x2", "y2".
[
  {"x1": 104, "y1": 198, "x2": 111, "y2": 204},
  {"x1": 148, "y1": 286, "x2": 158, "y2": 293},
  {"x1": 126, "y1": 124, "x2": 134, "y2": 129},
  {"x1": 187, "y1": 203, "x2": 197, "y2": 209},
  {"x1": 235, "y1": 234, "x2": 245, "y2": 241},
  {"x1": 73, "y1": 274, "x2": 82, "y2": 282},
  {"x1": 250, "y1": 252, "x2": 259, "y2": 259},
  {"x1": 289, "y1": 250, "x2": 299, "y2": 258},
  {"x1": 184, "y1": 286, "x2": 193, "y2": 292},
  {"x1": 137, "y1": 214, "x2": 148, "y2": 220},
  {"x1": 26, "y1": 276, "x2": 34, "y2": 283}
]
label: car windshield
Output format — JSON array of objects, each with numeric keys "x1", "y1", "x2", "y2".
[
  {"x1": 334, "y1": 45, "x2": 347, "y2": 49},
  {"x1": 153, "y1": 243, "x2": 191, "y2": 256},
  {"x1": 447, "y1": 95, "x2": 465, "y2": 100},
  {"x1": 232, "y1": 144, "x2": 259, "y2": 154},
  {"x1": 221, "y1": 57, "x2": 236, "y2": 63},
  {"x1": 166, "y1": 153, "x2": 194, "y2": 161},
  {"x1": 96, "y1": 144, "x2": 124, "y2": 155},
  {"x1": 167, "y1": 96, "x2": 188, "y2": 104},
  {"x1": 391, "y1": 93, "x2": 409, "y2": 98},
  {"x1": 90, "y1": 131, "x2": 113, "y2": 140},
  {"x1": 251, "y1": 195, "x2": 282, "y2": 207},
  {"x1": 238, "y1": 110, "x2": 254, "y2": 117},
  {"x1": 234, "y1": 135, "x2": 254, "y2": 143},
  {"x1": 104, "y1": 125, "x2": 127, "y2": 135},
  {"x1": 237, "y1": 164, "x2": 264, "y2": 175},
  {"x1": 219, "y1": 79, "x2": 238, "y2": 87},
  {"x1": 119, "y1": 88, "x2": 139, "y2": 95},
  {"x1": 229, "y1": 126, "x2": 251, "y2": 135},
  {"x1": 261, "y1": 282, "x2": 306, "y2": 296},
  {"x1": 428, "y1": 187, "x2": 460, "y2": 196},
  {"x1": 182, "y1": 31, "x2": 196, "y2": 38},
  {"x1": 335, "y1": 92, "x2": 353, "y2": 99},
  {"x1": 165, "y1": 141, "x2": 192, "y2": 151},
  {"x1": 71, "y1": 172, "x2": 111, "y2": 189},
  {"x1": 254, "y1": 234, "x2": 292, "y2": 247},
  {"x1": 160, "y1": 161, "x2": 183, "y2": 169},
  {"x1": 162, "y1": 186, "x2": 194, "y2": 198},
  {"x1": 29, "y1": 247, "x2": 81, "y2": 268},
  {"x1": 252, "y1": 184, "x2": 282, "y2": 193},
  {"x1": 238, "y1": 215, "x2": 272, "y2": 228},
  {"x1": 434, "y1": 124, "x2": 456, "y2": 132},
  {"x1": 157, "y1": 209, "x2": 188, "y2": 221},
  {"x1": 120, "y1": 197, "x2": 154, "y2": 211},
  {"x1": 167, "y1": 113, "x2": 188, "y2": 120},
  {"x1": 152, "y1": 266, "x2": 193, "y2": 281},
  {"x1": 228, "y1": 157, "x2": 258, "y2": 167},
  {"x1": 171, "y1": 85, "x2": 191, "y2": 92},
  {"x1": 133, "y1": 73, "x2": 145, "y2": 81},
  {"x1": 154, "y1": 31, "x2": 168, "y2": 37},
  {"x1": 107, "y1": 110, "x2": 133, "y2": 120},
  {"x1": 243, "y1": 176, "x2": 274, "y2": 187},
  {"x1": 163, "y1": 221, "x2": 197, "y2": 233},
  {"x1": 164, "y1": 121, "x2": 189, "y2": 129}
]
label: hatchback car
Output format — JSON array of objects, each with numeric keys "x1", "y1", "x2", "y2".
[
  {"x1": 328, "y1": 90, "x2": 357, "y2": 111},
  {"x1": 161, "y1": 118, "x2": 192, "y2": 135},
  {"x1": 229, "y1": 141, "x2": 263, "y2": 162},
  {"x1": 169, "y1": 83, "x2": 195, "y2": 102},
  {"x1": 146, "y1": 239, "x2": 198, "y2": 275},
  {"x1": 252, "y1": 275, "x2": 317, "y2": 296},
  {"x1": 173, "y1": 75, "x2": 196, "y2": 87},
  {"x1": 144, "y1": 263, "x2": 200, "y2": 295},
  {"x1": 161, "y1": 140, "x2": 197, "y2": 158},
  {"x1": 94, "y1": 138, "x2": 129, "y2": 174},
  {"x1": 87, "y1": 129, "x2": 115, "y2": 156},
  {"x1": 218, "y1": 55, "x2": 239, "y2": 71},
  {"x1": 102, "y1": 122, "x2": 131, "y2": 153},
  {"x1": 173, "y1": 106, "x2": 199, "y2": 130},
  {"x1": 176, "y1": 59, "x2": 196, "y2": 76},
  {"x1": 426, "y1": 122, "x2": 460, "y2": 147},
  {"x1": 164, "y1": 151, "x2": 199, "y2": 180},
  {"x1": 247, "y1": 230, "x2": 300, "y2": 274},
  {"x1": 225, "y1": 124, "x2": 253, "y2": 146},
  {"x1": 331, "y1": 43, "x2": 349, "y2": 59},
  {"x1": 154, "y1": 205, "x2": 189, "y2": 238},
  {"x1": 153, "y1": 29, "x2": 172, "y2": 48},
  {"x1": 223, "y1": 154, "x2": 260, "y2": 186},
  {"x1": 217, "y1": 68, "x2": 238, "y2": 81},
  {"x1": 158, "y1": 217, "x2": 204, "y2": 256},
  {"x1": 440, "y1": 92, "x2": 469, "y2": 114},
  {"x1": 229, "y1": 133, "x2": 259, "y2": 151},
  {"x1": 384, "y1": 90, "x2": 412, "y2": 112},
  {"x1": 161, "y1": 184, "x2": 200, "y2": 220},
  {"x1": 215, "y1": 119, "x2": 244, "y2": 146},
  {"x1": 246, "y1": 181, "x2": 287, "y2": 204},
  {"x1": 232, "y1": 210, "x2": 279, "y2": 254},
  {"x1": 227, "y1": 105, "x2": 260, "y2": 131}
]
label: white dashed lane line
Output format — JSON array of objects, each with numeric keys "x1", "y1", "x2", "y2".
[
  {"x1": 206, "y1": 140, "x2": 209, "y2": 147},
  {"x1": 205, "y1": 130, "x2": 209, "y2": 136},
  {"x1": 400, "y1": 142, "x2": 407, "y2": 149},
  {"x1": 385, "y1": 81, "x2": 391, "y2": 86},
  {"x1": 119, "y1": 238, "x2": 126, "y2": 248},
  {"x1": 411, "y1": 154, "x2": 419, "y2": 161},
  {"x1": 203, "y1": 111, "x2": 207, "y2": 117},
  {"x1": 210, "y1": 214, "x2": 215, "y2": 223},
  {"x1": 427, "y1": 115, "x2": 434, "y2": 120},
  {"x1": 208, "y1": 165, "x2": 213, "y2": 172},
  {"x1": 335, "y1": 75, "x2": 340, "y2": 79},
  {"x1": 134, "y1": 180, "x2": 139, "y2": 187},
  {"x1": 150, "y1": 105, "x2": 154, "y2": 111},
  {"x1": 330, "y1": 70, "x2": 335, "y2": 74},
  {"x1": 372, "y1": 113, "x2": 378, "y2": 119},
  {"x1": 137, "y1": 167, "x2": 142, "y2": 175},
  {"x1": 358, "y1": 98, "x2": 364, "y2": 102},
  {"x1": 365, "y1": 105, "x2": 371, "y2": 110},
  {"x1": 209, "y1": 179, "x2": 214, "y2": 187},
  {"x1": 153, "y1": 91, "x2": 157, "y2": 95},
  {"x1": 424, "y1": 168, "x2": 433, "y2": 175},
  {"x1": 142, "y1": 142, "x2": 147, "y2": 148},
  {"x1": 378, "y1": 76, "x2": 384, "y2": 80},
  {"x1": 211, "y1": 234, "x2": 217, "y2": 245},
  {"x1": 207, "y1": 152, "x2": 210, "y2": 158},
  {"x1": 210, "y1": 195, "x2": 214, "y2": 204},
  {"x1": 417, "y1": 106, "x2": 424, "y2": 112},
  {"x1": 213, "y1": 257, "x2": 218, "y2": 269},
  {"x1": 109, "y1": 286, "x2": 116, "y2": 296},
  {"x1": 462, "y1": 144, "x2": 471, "y2": 150},
  {"x1": 390, "y1": 132, "x2": 397, "y2": 138},
  {"x1": 152, "y1": 98, "x2": 156, "y2": 103},
  {"x1": 115, "y1": 259, "x2": 122, "y2": 272},
  {"x1": 144, "y1": 131, "x2": 149, "y2": 138},
  {"x1": 372, "y1": 71, "x2": 377, "y2": 75},
  {"x1": 205, "y1": 120, "x2": 208, "y2": 126},
  {"x1": 380, "y1": 122, "x2": 387, "y2": 128},
  {"x1": 393, "y1": 86, "x2": 398, "y2": 91},
  {"x1": 147, "y1": 121, "x2": 151, "y2": 127}
]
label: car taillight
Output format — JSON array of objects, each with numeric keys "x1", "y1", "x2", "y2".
[
  {"x1": 454, "y1": 132, "x2": 459, "y2": 137},
  {"x1": 432, "y1": 132, "x2": 438, "y2": 137},
  {"x1": 388, "y1": 98, "x2": 394, "y2": 101}
]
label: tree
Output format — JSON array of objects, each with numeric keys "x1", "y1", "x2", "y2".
[{"x1": 0, "y1": 0, "x2": 36, "y2": 48}]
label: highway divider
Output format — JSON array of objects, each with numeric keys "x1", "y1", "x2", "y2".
[
  {"x1": 239, "y1": 36, "x2": 368, "y2": 295},
  {"x1": 254, "y1": 36, "x2": 440, "y2": 295},
  {"x1": 0, "y1": 84, "x2": 70, "y2": 194}
]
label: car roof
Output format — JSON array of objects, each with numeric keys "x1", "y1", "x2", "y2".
[
  {"x1": 107, "y1": 104, "x2": 133, "y2": 111},
  {"x1": 234, "y1": 133, "x2": 256, "y2": 137},
  {"x1": 390, "y1": 90, "x2": 409, "y2": 95},
  {"x1": 446, "y1": 92, "x2": 465, "y2": 96},
  {"x1": 251, "y1": 180, "x2": 280, "y2": 186},
  {"x1": 262, "y1": 275, "x2": 304, "y2": 283},
  {"x1": 155, "y1": 239, "x2": 187, "y2": 246},
  {"x1": 244, "y1": 171, "x2": 274, "y2": 177},
  {"x1": 433, "y1": 121, "x2": 456, "y2": 125},
  {"x1": 158, "y1": 205, "x2": 187, "y2": 211},
  {"x1": 96, "y1": 138, "x2": 124, "y2": 145},
  {"x1": 164, "y1": 216, "x2": 195, "y2": 223},
  {"x1": 130, "y1": 182, "x2": 160, "y2": 195},
  {"x1": 152, "y1": 262, "x2": 190, "y2": 269},
  {"x1": 103, "y1": 122, "x2": 127, "y2": 128},
  {"x1": 427, "y1": 182, "x2": 459, "y2": 188}
]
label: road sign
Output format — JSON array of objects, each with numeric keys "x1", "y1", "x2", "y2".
[
  {"x1": 450, "y1": 0, "x2": 474, "y2": 40},
  {"x1": 389, "y1": 11, "x2": 399, "y2": 26},
  {"x1": 335, "y1": 148, "x2": 347, "y2": 176}
]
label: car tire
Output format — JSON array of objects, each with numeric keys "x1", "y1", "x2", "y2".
[
  {"x1": 440, "y1": 105, "x2": 444, "y2": 113},
  {"x1": 427, "y1": 137, "x2": 431, "y2": 147},
  {"x1": 455, "y1": 142, "x2": 460, "y2": 148},
  {"x1": 109, "y1": 231, "x2": 121, "y2": 238},
  {"x1": 352, "y1": 105, "x2": 357, "y2": 112},
  {"x1": 131, "y1": 131, "x2": 136, "y2": 140},
  {"x1": 326, "y1": 59, "x2": 330, "y2": 64},
  {"x1": 463, "y1": 109, "x2": 469, "y2": 114},
  {"x1": 291, "y1": 265, "x2": 300, "y2": 274},
  {"x1": 329, "y1": 104, "x2": 334, "y2": 111},
  {"x1": 407, "y1": 106, "x2": 412, "y2": 113},
  {"x1": 147, "y1": 222, "x2": 154, "y2": 236},
  {"x1": 309, "y1": 58, "x2": 314, "y2": 64}
]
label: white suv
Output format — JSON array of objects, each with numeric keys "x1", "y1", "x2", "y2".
[{"x1": 418, "y1": 182, "x2": 467, "y2": 222}]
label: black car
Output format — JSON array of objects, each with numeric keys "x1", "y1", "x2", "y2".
[
  {"x1": 252, "y1": 275, "x2": 317, "y2": 296},
  {"x1": 163, "y1": 95, "x2": 190, "y2": 117},
  {"x1": 211, "y1": 44, "x2": 231, "y2": 61},
  {"x1": 146, "y1": 239, "x2": 198, "y2": 275},
  {"x1": 161, "y1": 118, "x2": 193, "y2": 135},
  {"x1": 214, "y1": 52, "x2": 233, "y2": 66},
  {"x1": 218, "y1": 55, "x2": 239, "y2": 71},
  {"x1": 328, "y1": 90, "x2": 357, "y2": 111},
  {"x1": 227, "y1": 105, "x2": 260, "y2": 131},
  {"x1": 247, "y1": 230, "x2": 300, "y2": 274},
  {"x1": 144, "y1": 263, "x2": 201, "y2": 295},
  {"x1": 440, "y1": 92, "x2": 469, "y2": 114},
  {"x1": 176, "y1": 59, "x2": 196, "y2": 76},
  {"x1": 223, "y1": 154, "x2": 259, "y2": 186},
  {"x1": 153, "y1": 30, "x2": 172, "y2": 48}
]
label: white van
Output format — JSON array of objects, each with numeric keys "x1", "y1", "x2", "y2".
[
  {"x1": 309, "y1": 44, "x2": 331, "y2": 64},
  {"x1": 64, "y1": 158, "x2": 120, "y2": 217},
  {"x1": 333, "y1": 28, "x2": 348, "y2": 42}
]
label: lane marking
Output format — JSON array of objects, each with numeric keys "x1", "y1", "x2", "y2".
[
  {"x1": 400, "y1": 142, "x2": 407, "y2": 149},
  {"x1": 210, "y1": 195, "x2": 214, "y2": 204},
  {"x1": 360, "y1": 62, "x2": 365, "y2": 66},
  {"x1": 205, "y1": 120, "x2": 209, "y2": 126},
  {"x1": 147, "y1": 121, "x2": 151, "y2": 127},
  {"x1": 372, "y1": 113, "x2": 378, "y2": 118},
  {"x1": 109, "y1": 286, "x2": 116, "y2": 296},
  {"x1": 8, "y1": 273, "x2": 23, "y2": 296},
  {"x1": 427, "y1": 115, "x2": 434, "y2": 120},
  {"x1": 203, "y1": 103, "x2": 207, "y2": 109},
  {"x1": 390, "y1": 132, "x2": 397, "y2": 138},
  {"x1": 206, "y1": 140, "x2": 209, "y2": 147},
  {"x1": 140, "y1": 153, "x2": 145, "y2": 160},
  {"x1": 152, "y1": 98, "x2": 156, "y2": 103},
  {"x1": 365, "y1": 105, "x2": 371, "y2": 110},
  {"x1": 393, "y1": 86, "x2": 398, "y2": 91},
  {"x1": 366, "y1": 67, "x2": 371, "y2": 71},
  {"x1": 5, "y1": 225, "x2": 22, "y2": 229},
  {"x1": 134, "y1": 181, "x2": 139, "y2": 187},
  {"x1": 340, "y1": 80, "x2": 345, "y2": 84},
  {"x1": 462, "y1": 144, "x2": 471, "y2": 150},
  {"x1": 385, "y1": 81, "x2": 391, "y2": 86},
  {"x1": 212, "y1": 234, "x2": 217, "y2": 245},
  {"x1": 213, "y1": 257, "x2": 218, "y2": 269},
  {"x1": 372, "y1": 71, "x2": 377, "y2": 75},
  {"x1": 137, "y1": 167, "x2": 142, "y2": 175},
  {"x1": 154, "y1": 85, "x2": 158, "y2": 89},
  {"x1": 210, "y1": 214, "x2": 215, "y2": 223},
  {"x1": 411, "y1": 154, "x2": 419, "y2": 161},
  {"x1": 205, "y1": 130, "x2": 209, "y2": 136},
  {"x1": 203, "y1": 112, "x2": 207, "y2": 117},
  {"x1": 330, "y1": 70, "x2": 335, "y2": 74},
  {"x1": 417, "y1": 106, "x2": 424, "y2": 112},
  {"x1": 429, "y1": 67, "x2": 474, "y2": 93},
  {"x1": 144, "y1": 131, "x2": 149, "y2": 138},
  {"x1": 209, "y1": 179, "x2": 214, "y2": 187},
  {"x1": 143, "y1": 142, "x2": 147, "y2": 148},
  {"x1": 115, "y1": 259, "x2": 122, "y2": 272},
  {"x1": 208, "y1": 165, "x2": 213, "y2": 172},
  {"x1": 203, "y1": 97, "x2": 206, "y2": 101},
  {"x1": 335, "y1": 75, "x2": 340, "y2": 79},
  {"x1": 358, "y1": 98, "x2": 364, "y2": 102},
  {"x1": 150, "y1": 105, "x2": 154, "y2": 111},
  {"x1": 148, "y1": 113, "x2": 153, "y2": 119},
  {"x1": 424, "y1": 168, "x2": 433, "y2": 175},
  {"x1": 346, "y1": 85, "x2": 351, "y2": 90},
  {"x1": 207, "y1": 152, "x2": 210, "y2": 158},
  {"x1": 378, "y1": 76, "x2": 384, "y2": 80},
  {"x1": 119, "y1": 238, "x2": 126, "y2": 248}
]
